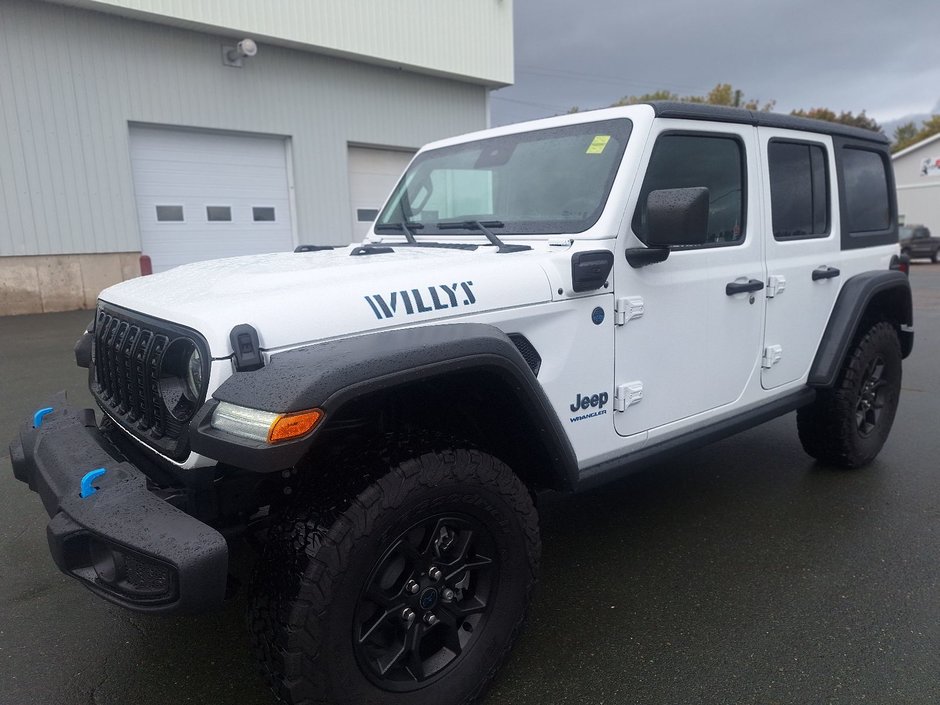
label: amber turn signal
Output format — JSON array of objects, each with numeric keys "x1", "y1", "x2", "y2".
[{"x1": 267, "y1": 409, "x2": 324, "y2": 443}]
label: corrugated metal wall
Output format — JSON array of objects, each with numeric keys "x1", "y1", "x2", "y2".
[
  {"x1": 893, "y1": 141, "x2": 940, "y2": 230},
  {"x1": 0, "y1": 0, "x2": 488, "y2": 257},
  {"x1": 54, "y1": 0, "x2": 514, "y2": 86}
]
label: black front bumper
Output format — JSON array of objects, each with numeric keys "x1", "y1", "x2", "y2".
[{"x1": 9, "y1": 394, "x2": 228, "y2": 614}]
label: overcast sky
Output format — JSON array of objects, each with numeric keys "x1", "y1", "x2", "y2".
[{"x1": 491, "y1": 0, "x2": 940, "y2": 132}]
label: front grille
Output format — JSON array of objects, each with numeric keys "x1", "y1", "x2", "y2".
[
  {"x1": 95, "y1": 312, "x2": 167, "y2": 436},
  {"x1": 92, "y1": 305, "x2": 206, "y2": 459}
]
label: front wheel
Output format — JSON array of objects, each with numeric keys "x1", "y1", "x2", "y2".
[
  {"x1": 797, "y1": 321, "x2": 902, "y2": 468},
  {"x1": 248, "y1": 448, "x2": 540, "y2": 705}
]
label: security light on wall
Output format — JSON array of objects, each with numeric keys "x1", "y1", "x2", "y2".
[{"x1": 222, "y1": 38, "x2": 258, "y2": 68}]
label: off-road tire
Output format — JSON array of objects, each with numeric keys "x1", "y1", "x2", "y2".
[
  {"x1": 797, "y1": 321, "x2": 902, "y2": 468},
  {"x1": 247, "y1": 448, "x2": 540, "y2": 705}
]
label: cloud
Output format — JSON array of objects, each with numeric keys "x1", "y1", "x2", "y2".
[{"x1": 493, "y1": 0, "x2": 939, "y2": 126}]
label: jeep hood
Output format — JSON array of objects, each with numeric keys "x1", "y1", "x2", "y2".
[{"x1": 98, "y1": 246, "x2": 554, "y2": 357}]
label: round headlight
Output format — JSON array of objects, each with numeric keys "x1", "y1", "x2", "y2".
[
  {"x1": 186, "y1": 348, "x2": 203, "y2": 399},
  {"x1": 159, "y1": 338, "x2": 204, "y2": 421}
]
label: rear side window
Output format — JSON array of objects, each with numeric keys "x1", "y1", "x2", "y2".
[
  {"x1": 633, "y1": 133, "x2": 745, "y2": 246},
  {"x1": 768, "y1": 141, "x2": 829, "y2": 239},
  {"x1": 842, "y1": 148, "x2": 890, "y2": 233}
]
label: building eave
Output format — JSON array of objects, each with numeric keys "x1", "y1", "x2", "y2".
[
  {"x1": 42, "y1": 0, "x2": 514, "y2": 88},
  {"x1": 892, "y1": 131, "x2": 940, "y2": 160}
]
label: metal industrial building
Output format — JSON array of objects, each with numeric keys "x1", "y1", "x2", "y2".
[
  {"x1": 893, "y1": 132, "x2": 940, "y2": 233},
  {"x1": 0, "y1": 0, "x2": 513, "y2": 315}
]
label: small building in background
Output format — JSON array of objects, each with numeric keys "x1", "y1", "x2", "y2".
[
  {"x1": 892, "y1": 132, "x2": 940, "y2": 233},
  {"x1": 0, "y1": 0, "x2": 513, "y2": 315}
]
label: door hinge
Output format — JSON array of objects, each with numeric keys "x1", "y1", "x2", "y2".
[
  {"x1": 766, "y1": 275, "x2": 787, "y2": 298},
  {"x1": 615, "y1": 296, "x2": 644, "y2": 326},
  {"x1": 762, "y1": 345, "x2": 783, "y2": 369},
  {"x1": 614, "y1": 381, "x2": 643, "y2": 411}
]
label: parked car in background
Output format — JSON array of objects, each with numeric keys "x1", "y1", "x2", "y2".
[{"x1": 900, "y1": 224, "x2": 940, "y2": 263}]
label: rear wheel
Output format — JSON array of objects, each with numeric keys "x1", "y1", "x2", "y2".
[
  {"x1": 797, "y1": 321, "x2": 902, "y2": 468},
  {"x1": 932, "y1": 247, "x2": 939, "y2": 264},
  {"x1": 248, "y1": 448, "x2": 540, "y2": 705}
]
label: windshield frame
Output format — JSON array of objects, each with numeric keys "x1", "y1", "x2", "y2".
[{"x1": 376, "y1": 118, "x2": 633, "y2": 237}]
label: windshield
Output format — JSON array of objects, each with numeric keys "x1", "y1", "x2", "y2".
[{"x1": 377, "y1": 119, "x2": 632, "y2": 235}]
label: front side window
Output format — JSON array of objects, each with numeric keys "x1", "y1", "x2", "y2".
[
  {"x1": 768, "y1": 141, "x2": 829, "y2": 239},
  {"x1": 842, "y1": 148, "x2": 890, "y2": 233},
  {"x1": 377, "y1": 119, "x2": 632, "y2": 235},
  {"x1": 633, "y1": 133, "x2": 745, "y2": 246}
]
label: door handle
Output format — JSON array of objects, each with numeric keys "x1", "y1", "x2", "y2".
[
  {"x1": 812, "y1": 266, "x2": 841, "y2": 281},
  {"x1": 725, "y1": 278, "x2": 765, "y2": 296}
]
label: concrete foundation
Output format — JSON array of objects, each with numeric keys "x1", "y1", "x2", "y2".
[{"x1": 0, "y1": 253, "x2": 141, "y2": 316}]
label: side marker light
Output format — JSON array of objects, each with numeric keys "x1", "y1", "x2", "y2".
[{"x1": 268, "y1": 409, "x2": 324, "y2": 443}]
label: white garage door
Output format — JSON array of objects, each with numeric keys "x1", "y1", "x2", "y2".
[
  {"x1": 129, "y1": 126, "x2": 294, "y2": 273},
  {"x1": 348, "y1": 146, "x2": 415, "y2": 241}
]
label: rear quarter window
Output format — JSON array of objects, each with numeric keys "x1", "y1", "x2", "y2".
[
  {"x1": 835, "y1": 139, "x2": 896, "y2": 250},
  {"x1": 842, "y1": 148, "x2": 890, "y2": 233}
]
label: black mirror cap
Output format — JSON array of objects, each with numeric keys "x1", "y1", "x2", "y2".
[{"x1": 645, "y1": 187, "x2": 709, "y2": 247}]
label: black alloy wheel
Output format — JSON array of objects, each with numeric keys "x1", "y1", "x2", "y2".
[
  {"x1": 796, "y1": 321, "x2": 902, "y2": 468},
  {"x1": 248, "y1": 448, "x2": 540, "y2": 705},
  {"x1": 354, "y1": 514, "x2": 498, "y2": 690},
  {"x1": 855, "y1": 355, "x2": 888, "y2": 438}
]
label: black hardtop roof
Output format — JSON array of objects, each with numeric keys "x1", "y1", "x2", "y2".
[{"x1": 647, "y1": 101, "x2": 889, "y2": 145}]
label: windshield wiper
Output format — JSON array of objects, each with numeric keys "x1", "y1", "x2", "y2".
[
  {"x1": 435, "y1": 220, "x2": 531, "y2": 253},
  {"x1": 365, "y1": 220, "x2": 477, "y2": 251},
  {"x1": 374, "y1": 221, "x2": 422, "y2": 244}
]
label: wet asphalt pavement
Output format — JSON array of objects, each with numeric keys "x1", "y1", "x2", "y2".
[{"x1": 1, "y1": 265, "x2": 938, "y2": 705}]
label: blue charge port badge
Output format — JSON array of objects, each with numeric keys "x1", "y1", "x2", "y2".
[{"x1": 80, "y1": 468, "x2": 107, "y2": 499}]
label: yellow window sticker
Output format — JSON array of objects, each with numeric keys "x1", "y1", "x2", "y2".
[{"x1": 586, "y1": 135, "x2": 611, "y2": 154}]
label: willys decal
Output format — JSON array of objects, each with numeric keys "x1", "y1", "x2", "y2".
[{"x1": 365, "y1": 282, "x2": 476, "y2": 320}]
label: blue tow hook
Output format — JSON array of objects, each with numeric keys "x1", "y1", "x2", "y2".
[
  {"x1": 80, "y1": 468, "x2": 107, "y2": 499},
  {"x1": 33, "y1": 407, "x2": 54, "y2": 428}
]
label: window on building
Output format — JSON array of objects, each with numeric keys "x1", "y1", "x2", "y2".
[
  {"x1": 356, "y1": 209, "x2": 379, "y2": 222},
  {"x1": 155, "y1": 205, "x2": 184, "y2": 222},
  {"x1": 633, "y1": 133, "x2": 745, "y2": 246},
  {"x1": 207, "y1": 206, "x2": 232, "y2": 222},
  {"x1": 768, "y1": 141, "x2": 829, "y2": 239},
  {"x1": 253, "y1": 207, "x2": 276, "y2": 222},
  {"x1": 842, "y1": 148, "x2": 890, "y2": 233}
]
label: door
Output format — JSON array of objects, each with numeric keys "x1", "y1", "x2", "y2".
[
  {"x1": 759, "y1": 130, "x2": 841, "y2": 389},
  {"x1": 129, "y1": 126, "x2": 294, "y2": 273},
  {"x1": 347, "y1": 146, "x2": 415, "y2": 240},
  {"x1": 613, "y1": 122, "x2": 765, "y2": 438}
]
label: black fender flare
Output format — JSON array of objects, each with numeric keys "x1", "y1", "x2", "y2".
[
  {"x1": 808, "y1": 270, "x2": 913, "y2": 388},
  {"x1": 190, "y1": 323, "x2": 578, "y2": 489}
]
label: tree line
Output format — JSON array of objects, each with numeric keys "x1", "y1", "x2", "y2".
[{"x1": 569, "y1": 84, "x2": 939, "y2": 152}]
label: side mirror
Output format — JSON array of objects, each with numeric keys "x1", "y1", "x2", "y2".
[{"x1": 645, "y1": 187, "x2": 709, "y2": 247}]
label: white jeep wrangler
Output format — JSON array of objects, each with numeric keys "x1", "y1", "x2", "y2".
[{"x1": 11, "y1": 102, "x2": 913, "y2": 705}]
